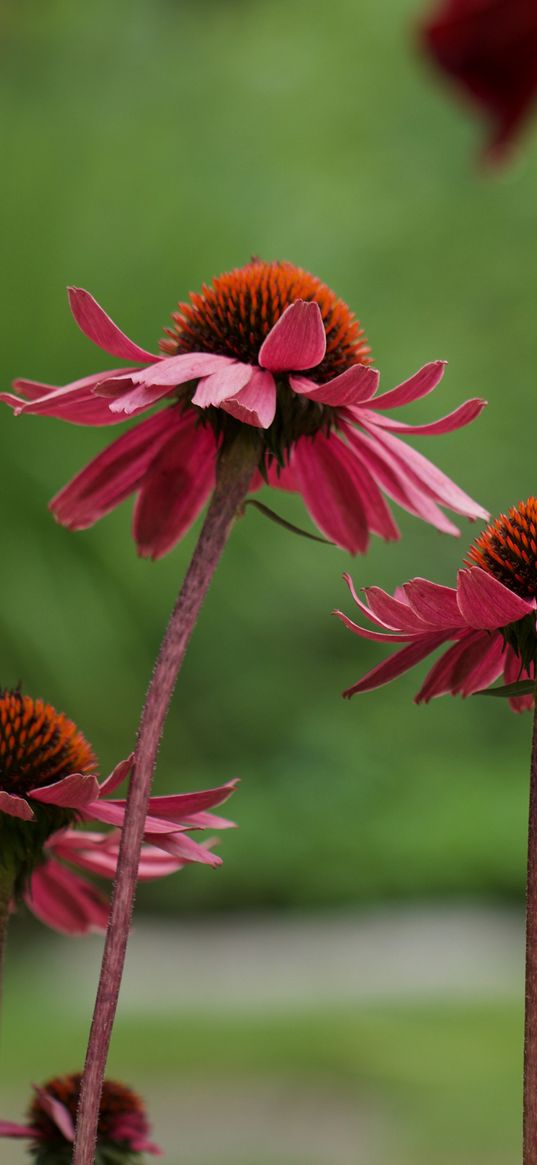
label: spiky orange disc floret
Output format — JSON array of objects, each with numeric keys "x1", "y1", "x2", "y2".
[
  {"x1": 160, "y1": 258, "x2": 371, "y2": 382},
  {"x1": 29, "y1": 1074, "x2": 148, "y2": 1147},
  {"x1": 0, "y1": 690, "x2": 96, "y2": 795},
  {"x1": 466, "y1": 498, "x2": 537, "y2": 598}
]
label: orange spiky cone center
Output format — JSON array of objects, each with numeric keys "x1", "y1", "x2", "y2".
[
  {"x1": 0, "y1": 690, "x2": 96, "y2": 795},
  {"x1": 466, "y1": 498, "x2": 537, "y2": 599}
]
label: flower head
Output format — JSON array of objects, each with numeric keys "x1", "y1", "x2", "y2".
[
  {"x1": 0, "y1": 688, "x2": 236, "y2": 930},
  {"x1": 420, "y1": 0, "x2": 537, "y2": 164},
  {"x1": 3, "y1": 260, "x2": 487, "y2": 558},
  {"x1": 336, "y1": 498, "x2": 537, "y2": 712},
  {"x1": 0, "y1": 1073, "x2": 161, "y2": 1162}
]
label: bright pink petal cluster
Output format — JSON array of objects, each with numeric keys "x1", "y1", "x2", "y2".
[
  {"x1": 3, "y1": 261, "x2": 487, "y2": 558},
  {"x1": 0, "y1": 1073, "x2": 161, "y2": 1156},
  {"x1": 337, "y1": 499, "x2": 537, "y2": 712},
  {"x1": 22, "y1": 761, "x2": 236, "y2": 935},
  {"x1": 420, "y1": 0, "x2": 537, "y2": 164}
]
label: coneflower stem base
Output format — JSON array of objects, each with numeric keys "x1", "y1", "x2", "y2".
[
  {"x1": 524, "y1": 691, "x2": 537, "y2": 1164},
  {"x1": 73, "y1": 433, "x2": 259, "y2": 1165}
]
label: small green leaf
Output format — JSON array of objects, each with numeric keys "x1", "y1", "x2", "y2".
[
  {"x1": 243, "y1": 499, "x2": 334, "y2": 545},
  {"x1": 473, "y1": 679, "x2": 535, "y2": 698}
]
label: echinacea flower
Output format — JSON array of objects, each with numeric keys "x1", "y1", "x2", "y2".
[
  {"x1": 420, "y1": 0, "x2": 537, "y2": 164},
  {"x1": 3, "y1": 260, "x2": 487, "y2": 558},
  {"x1": 0, "y1": 1073, "x2": 161, "y2": 1161},
  {"x1": 0, "y1": 688, "x2": 235, "y2": 930},
  {"x1": 336, "y1": 497, "x2": 537, "y2": 712}
]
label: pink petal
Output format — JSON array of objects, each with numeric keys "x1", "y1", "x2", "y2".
[
  {"x1": 342, "y1": 632, "x2": 450, "y2": 698},
  {"x1": 25, "y1": 861, "x2": 109, "y2": 935},
  {"x1": 402, "y1": 578, "x2": 463, "y2": 628},
  {"x1": 101, "y1": 352, "x2": 230, "y2": 392},
  {"x1": 50, "y1": 407, "x2": 180, "y2": 530},
  {"x1": 259, "y1": 301, "x2": 326, "y2": 372},
  {"x1": 457, "y1": 567, "x2": 535, "y2": 629},
  {"x1": 34, "y1": 1088, "x2": 75, "y2": 1141},
  {"x1": 29, "y1": 773, "x2": 100, "y2": 809},
  {"x1": 0, "y1": 791, "x2": 34, "y2": 820},
  {"x1": 0, "y1": 1122, "x2": 32, "y2": 1138},
  {"x1": 339, "y1": 445, "x2": 400, "y2": 542},
  {"x1": 415, "y1": 630, "x2": 502, "y2": 702},
  {"x1": 334, "y1": 610, "x2": 420, "y2": 643},
  {"x1": 68, "y1": 287, "x2": 157, "y2": 363},
  {"x1": 251, "y1": 457, "x2": 298, "y2": 493},
  {"x1": 133, "y1": 421, "x2": 216, "y2": 559},
  {"x1": 145, "y1": 780, "x2": 237, "y2": 820},
  {"x1": 221, "y1": 369, "x2": 277, "y2": 428},
  {"x1": 148, "y1": 831, "x2": 222, "y2": 865},
  {"x1": 364, "y1": 427, "x2": 489, "y2": 522},
  {"x1": 342, "y1": 425, "x2": 461, "y2": 536},
  {"x1": 290, "y1": 364, "x2": 379, "y2": 406},
  {"x1": 13, "y1": 372, "x2": 140, "y2": 426},
  {"x1": 370, "y1": 361, "x2": 447, "y2": 410},
  {"x1": 360, "y1": 397, "x2": 486, "y2": 436},
  {"x1": 192, "y1": 362, "x2": 253, "y2": 408},
  {"x1": 293, "y1": 433, "x2": 369, "y2": 553},
  {"x1": 98, "y1": 755, "x2": 133, "y2": 796},
  {"x1": 363, "y1": 585, "x2": 432, "y2": 632},
  {"x1": 504, "y1": 649, "x2": 535, "y2": 713}
]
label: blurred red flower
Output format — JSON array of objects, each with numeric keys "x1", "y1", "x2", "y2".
[{"x1": 420, "y1": 0, "x2": 537, "y2": 163}]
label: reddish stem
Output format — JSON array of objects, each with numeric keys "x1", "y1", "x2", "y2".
[
  {"x1": 524, "y1": 692, "x2": 537, "y2": 1164},
  {"x1": 73, "y1": 434, "x2": 259, "y2": 1165}
]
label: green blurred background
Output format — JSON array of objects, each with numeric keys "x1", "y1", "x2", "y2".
[{"x1": 1, "y1": 0, "x2": 536, "y2": 1161}]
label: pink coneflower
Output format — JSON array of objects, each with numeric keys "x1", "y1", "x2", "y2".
[
  {"x1": 0, "y1": 1073, "x2": 161, "y2": 1160},
  {"x1": 3, "y1": 260, "x2": 487, "y2": 558},
  {"x1": 0, "y1": 688, "x2": 235, "y2": 930},
  {"x1": 336, "y1": 497, "x2": 537, "y2": 711},
  {"x1": 420, "y1": 0, "x2": 537, "y2": 164}
]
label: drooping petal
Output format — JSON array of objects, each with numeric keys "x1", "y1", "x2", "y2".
[
  {"x1": 0, "y1": 1122, "x2": 32, "y2": 1138},
  {"x1": 363, "y1": 426, "x2": 489, "y2": 521},
  {"x1": 25, "y1": 861, "x2": 109, "y2": 935},
  {"x1": 29, "y1": 773, "x2": 100, "y2": 809},
  {"x1": 50, "y1": 408, "x2": 181, "y2": 530},
  {"x1": 290, "y1": 364, "x2": 379, "y2": 406},
  {"x1": 340, "y1": 448, "x2": 400, "y2": 541},
  {"x1": 33, "y1": 1088, "x2": 75, "y2": 1141},
  {"x1": 258, "y1": 301, "x2": 326, "y2": 372},
  {"x1": 68, "y1": 287, "x2": 157, "y2": 363},
  {"x1": 145, "y1": 780, "x2": 237, "y2": 820},
  {"x1": 292, "y1": 433, "x2": 370, "y2": 553},
  {"x1": 457, "y1": 567, "x2": 535, "y2": 629},
  {"x1": 98, "y1": 755, "x2": 133, "y2": 796},
  {"x1": 100, "y1": 352, "x2": 230, "y2": 393},
  {"x1": 333, "y1": 610, "x2": 420, "y2": 643},
  {"x1": 147, "y1": 831, "x2": 222, "y2": 866},
  {"x1": 368, "y1": 361, "x2": 447, "y2": 410},
  {"x1": 363, "y1": 585, "x2": 433, "y2": 632},
  {"x1": 342, "y1": 632, "x2": 450, "y2": 698},
  {"x1": 220, "y1": 369, "x2": 277, "y2": 428},
  {"x1": 360, "y1": 397, "x2": 486, "y2": 436},
  {"x1": 343, "y1": 425, "x2": 460, "y2": 535},
  {"x1": 402, "y1": 578, "x2": 463, "y2": 628},
  {"x1": 11, "y1": 372, "x2": 141, "y2": 426},
  {"x1": 0, "y1": 791, "x2": 34, "y2": 820},
  {"x1": 132, "y1": 421, "x2": 216, "y2": 559},
  {"x1": 191, "y1": 362, "x2": 253, "y2": 408},
  {"x1": 415, "y1": 630, "x2": 503, "y2": 702},
  {"x1": 504, "y1": 648, "x2": 535, "y2": 713}
]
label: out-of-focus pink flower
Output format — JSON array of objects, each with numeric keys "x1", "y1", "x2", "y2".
[
  {"x1": 336, "y1": 498, "x2": 537, "y2": 712},
  {"x1": 0, "y1": 1073, "x2": 161, "y2": 1158},
  {"x1": 3, "y1": 261, "x2": 487, "y2": 558},
  {"x1": 420, "y1": 0, "x2": 537, "y2": 164},
  {"x1": 0, "y1": 688, "x2": 236, "y2": 933}
]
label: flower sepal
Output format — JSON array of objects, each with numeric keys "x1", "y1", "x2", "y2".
[{"x1": 501, "y1": 612, "x2": 537, "y2": 672}]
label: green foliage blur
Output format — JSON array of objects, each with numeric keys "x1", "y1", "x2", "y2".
[{"x1": 1, "y1": 0, "x2": 537, "y2": 916}]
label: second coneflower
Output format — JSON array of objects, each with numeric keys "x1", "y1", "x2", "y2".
[
  {"x1": 336, "y1": 497, "x2": 537, "y2": 1163},
  {"x1": 3, "y1": 259, "x2": 487, "y2": 557}
]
